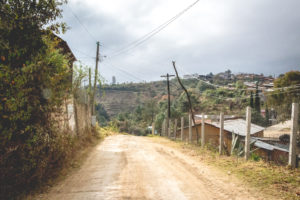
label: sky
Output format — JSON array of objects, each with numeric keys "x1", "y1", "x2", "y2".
[{"x1": 58, "y1": 0, "x2": 300, "y2": 83}]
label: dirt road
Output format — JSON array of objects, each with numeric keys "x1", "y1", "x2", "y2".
[{"x1": 39, "y1": 135, "x2": 267, "y2": 200}]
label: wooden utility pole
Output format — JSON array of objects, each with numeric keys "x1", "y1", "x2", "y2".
[
  {"x1": 181, "y1": 117, "x2": 184, "y2": 141},
  {"x1": 89, "y1": 68, "x2": 92, "y2": 92},
  {"x1": 172, "y1": 61, "x2": 200, "y2": 143},
  {"x1": 174, "y1": 119, "x2": 178, "y2": 139},
  {"x1": 201, "y1": 113, "x2": 205, "y2": 147},
  {"x1": 161, "y1": 73, "x2": 175, "y2": 132},
  {"x1": 88, "y1": 67, "x2": 92, "y2": 114},
  {"x1": 245, "y1": 106, "x2": 251, "y2": 160},
  {"x1": 219, "y1": 112, "x2": 224, "y2": 155},
  {"x1": 189, "y1": 113, "x2": 192, "y2": 143},
  {"x1": 91, "y1": 41, "x2": 100, "y2": 115},
  {"x1": 289, "y1": 103, "x2": 299, "y2": 168}
]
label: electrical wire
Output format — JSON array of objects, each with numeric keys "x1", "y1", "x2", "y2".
[
  {"x1": 107, "y1": 0, "x2": 200, "y2": 59},
  {"x1": 101, "y1": 62, "x2": 145, "y2": 82},
  {"x1": 67, "y1": 5, "x2": 98, "y2": 42}
]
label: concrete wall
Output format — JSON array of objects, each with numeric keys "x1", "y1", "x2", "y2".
[
  {"x1": 54, "y1": 97, "x2": 91, "y2": 137},
  {"x1": 75, "y1": 101, "x2": 91, "y2": 136}
]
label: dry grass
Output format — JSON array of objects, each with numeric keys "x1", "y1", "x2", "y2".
[{"x1": 149, "y1": 136, "x2": 300, "y2": 200}]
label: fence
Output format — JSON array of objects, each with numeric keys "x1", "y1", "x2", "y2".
[{"x1": 156, "y1": 104, "x2": 299, "y2": 168}]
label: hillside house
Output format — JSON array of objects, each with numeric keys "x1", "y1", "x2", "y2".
[{"x1": 252, "y1": 138, "x2": 289, "y2": 164}]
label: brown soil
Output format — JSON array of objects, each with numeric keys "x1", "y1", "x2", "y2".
[{"x1": 37, "y1": 135, "x2": 272, "y2": 200}]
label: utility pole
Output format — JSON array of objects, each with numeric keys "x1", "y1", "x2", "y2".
[
  {"x1": 172, "y1": 61, "x2": 200, "y2": 143},
  {"x1": 91, "y1": 41, "x2": 100, "y2": 116},
  {"x1": 161, "y1": 73, "x2": 175, "y2": 130}
]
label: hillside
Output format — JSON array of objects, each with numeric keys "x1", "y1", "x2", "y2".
[
  {"x1": 97, "y1": 79, "x2": 183, "y2": 117},
  {"x1": 96, "y1": 76, "x2": 248, "y2": 118}
]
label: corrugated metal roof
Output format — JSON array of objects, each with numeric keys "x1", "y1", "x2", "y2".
[
  {"x1": 253, "y1": 140, "x2": 274, "y2": 151},
  {"x1": 251, "y1": 138, "x2": 289, "y2": 152},
  {"x1": 210, "y1": 119, "x2": 265, "y2": 136}
]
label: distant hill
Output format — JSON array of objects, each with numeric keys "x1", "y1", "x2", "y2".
[
  {"x1": 96, "y1": 79, "x2": 184, "y2": 117},
  {"x1": 96, "y1": 71, "x2": 269, "y2": 118}
]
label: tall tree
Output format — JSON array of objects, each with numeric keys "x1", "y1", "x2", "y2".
[{"x1": 0, "y1": 1, "x2": 69, "y2": 198}]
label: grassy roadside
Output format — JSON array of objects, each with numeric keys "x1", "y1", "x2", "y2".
[
  {"x1": 148, "y1": 135, "x2": 300, "y2": 200},
  {"x1": 24, "y1": 125, "x2": 116, "y2": 200}
]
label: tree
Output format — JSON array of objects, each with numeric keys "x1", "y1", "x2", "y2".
[
  {"x1": 268, "y1": 71, "x2": 300, "y2": 123},
  {"x1": 142, "y1": 100, "x2": 158, "y2": 124},
  {"x1": 177, "y1": 90, "x2": 199, "y2": 113},
  {"x1": 0, "y1": 0, "x2": 67, "y2": 68},
  {"x1": 196, "y1": 81, "x2": 215, "y2": 92},
  {"x1": 235, "y1": 80, "x2": 245, "y2": 89},
  {"x1": 95, "y1": 103, "x2": 110, "y2": 126},
  {"x1": 0, "y1": 1, "x2": 69, "y2": 198}
]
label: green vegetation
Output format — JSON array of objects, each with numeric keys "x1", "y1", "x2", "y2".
[
  {"x1": 98, "y1": 77, "x2": 251, "y2": 134},
  {"x1": 98, "y1": 70, "x2": 300, "y2": 132},
  {"x1": 0, "y1": 1, "x2": 102, "y2": 199},
  {"x1": 268, "y1": 71, "x2": 300, "y2": 123}
]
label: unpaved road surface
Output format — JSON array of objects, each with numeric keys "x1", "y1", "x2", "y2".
[{"x1": 39, "y1": 135, "x2": 268, "y2": 200}]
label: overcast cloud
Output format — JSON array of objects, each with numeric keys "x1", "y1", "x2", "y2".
[{"x1": 59, "y1": 0, "x2": 300, "y2": 83}]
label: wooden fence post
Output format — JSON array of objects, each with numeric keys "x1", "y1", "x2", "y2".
[
  {"x1": 161, "y1": 119, "x2": 166, "y2": 136},
  {"x1": 245, "y1": 106, "x2": 251, "y2": 160},
  {"x1": 289, "y1": 103, "x2": 299, "y2": 168},
  {"x1": 219, "y1": 112, "x2": 224, "y2": 155},
  {"x1": 189, "y1": 113, "x2": 192, "y2": 143},
  {"x1": 181, "y1": 117, "x2": 184, "y2": 141},
  {"x1": 165, "y1": 118, "x2": 168, "y2": 137},
  {"x1": 152, "y1": 122, "x2": 155, "y2": 135},
  {"x1": 201, "y1": 113, "x2": 205, "y2": 148},
  {"x1": 174, "y1": 119, "x2": 178, "y2": 139},
  {"x1": 168, "y1": 119, "x2": 172, "y2": 138}
]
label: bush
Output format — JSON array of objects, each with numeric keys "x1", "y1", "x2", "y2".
[{"x1": 251, "y1": 153, "x2": 261, "y2": 162}]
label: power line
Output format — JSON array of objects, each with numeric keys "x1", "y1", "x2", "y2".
[
  {"x1": 67, "y1": 5, "x2": 97, "y2": 42},
  {"x1": 102, "y1": 62, "x2": 145, "y2": 82},
  {"x1": 72, "y1": 48, "x2": 95, "y2": 58},
  {"x1": 107, "y1": 0, "x2": 200, "y2": 59}
]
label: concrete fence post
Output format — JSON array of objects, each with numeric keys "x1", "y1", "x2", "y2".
[
  {"x1": 289, "y1": 103, "x2": 299, "y2": 168},
  {"x1": 219, "y1": 112, "x2": 224, "y2": 155},
  {"x1": 174, "y1": 119, "x2": 178, "y2": 139},
  {"x1": 245, "y1": 106, "x2": 251, "y2": 160},
  {"x1": 189, "y1": 113, "x2": 192, "y2": 143},
  {"x1": 181, "y1": 117, "x2": 184, "y2": 141},
  {"x1": 201, "y1": 113, "x2": 205, "y2": 148}
]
